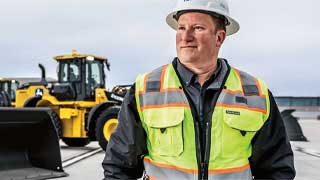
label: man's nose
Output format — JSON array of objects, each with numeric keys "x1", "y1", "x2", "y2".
[{"x1": 181, "y1": 29, "x2": 194, "y2": 42}]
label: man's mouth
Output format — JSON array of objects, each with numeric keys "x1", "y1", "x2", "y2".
[{"x1": 181, "y1": 46, "x2": 197, "y2": 49}]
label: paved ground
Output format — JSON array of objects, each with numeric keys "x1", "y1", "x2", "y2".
[
  {"x1": 60, "y1": 151, "x2": 105, "y2": 180},
  {"x1": 291, "y1": 119, "x2": 320, "y2": 180},
  {"x1": 57, "y1": 118, "x2": 320, "y2": 180},
  {"x1": 58, "y1": 142, "x2": 104, "y2": 180}
]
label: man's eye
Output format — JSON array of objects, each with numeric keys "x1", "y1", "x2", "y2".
[
  {"x1": 177, "y1": 26, "x2": 185, "y2": 31},
  {"x1": 194, "y1": 26, "x2": 204, "y2": 31}
]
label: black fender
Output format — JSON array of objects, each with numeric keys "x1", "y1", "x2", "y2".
[
  {"x1": 281, "y1": 109, "x2": 307, "y2": 141},
  {"x1": 23, "y1": 96, "x2": 42, "y2": 107},
  {"x1": 87, "y1": 101, "x2": 118, "y2": 140}
]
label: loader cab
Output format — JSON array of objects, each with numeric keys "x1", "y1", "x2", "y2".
[
  {"x1": 0, "y1": 79, "x2": 19, "y2": 102},
  {"x1": 54, "y1": 51, "x2": 107, "y2": 101}
]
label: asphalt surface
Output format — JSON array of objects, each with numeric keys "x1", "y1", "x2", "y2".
[
  {"x1": 58, "y1": 142, "x2": 104, "y2": 180},
  {"x1": 57, "y1": 118, "x2": 320, "y2": 180}
]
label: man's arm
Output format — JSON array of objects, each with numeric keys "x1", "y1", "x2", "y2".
[
  {"x1": 249, "y1": 91, "x2": 296, "y2": 179},
  {"x1": 102, "y1": 84, "x2": 147, "y2": 179}
]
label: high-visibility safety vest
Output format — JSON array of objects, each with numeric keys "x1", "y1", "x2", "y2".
[{"x1": 135, "y1": 62, "x2": 270, "y2": 180}]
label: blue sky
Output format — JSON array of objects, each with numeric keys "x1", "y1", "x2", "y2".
[{"x1": 0, "y1": 0, "x2": 319, "y2": 96}]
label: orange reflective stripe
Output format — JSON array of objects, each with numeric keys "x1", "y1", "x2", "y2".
[
  {"x1": 144, "y1": 158, "x2": 198, "y2": 174},
  {"x1": 145, "y1": 158, "x2": 250, "y2": 175},
  {"x1": 144, "y1": 74, "x2": 148, "y2": 93},
  {"x1": 208, "y1": 163, "x2": 250, "y2": 174},
  {"x1": 216, "y1": 103, "x2": 267, "y2": 114},
  {"x1": 138, "y1": 73, "x2": 149, "y2": 94},
  {"x1": 233, "y1": 68, "x2": 244, "y2": 91},
  {"x1": 140, "y1": 103, "x2": 189, "y2": 111},
  {"x1": 254, "y1": 78, "x2": 266, "y2": 98},
  {"x1": 160, "y1": 64, "x2": 168, "y2": 91},
  {"x1": 148, "y1": 175, "x2": 160, "y2": 180},
  {"x1": 222, "y1": 89, "x2": 243, "y2": 95}
]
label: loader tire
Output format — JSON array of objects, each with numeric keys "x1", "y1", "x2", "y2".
[
  {"x1": 62, "y1": 138, "x2": 90, "y2": 147},
  {"x1": 51, "y1": 111, "x2": 62, "y2": 138},
  {"x1": 95, "y1": 106, "x2": 120, "y2": 151}
]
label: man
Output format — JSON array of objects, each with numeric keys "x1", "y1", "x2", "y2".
[{"x1": 102, "y1": 0, "x2": 295, "y2": 179}]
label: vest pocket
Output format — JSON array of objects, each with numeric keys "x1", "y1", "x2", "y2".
[
  {"x1": 143, "y1": 108, "x2": 184, "y2": 157},
  {"x1": 221, "y1": 108, "x2": 264, "y2": 157},
  {"x1": 223, "y1": 110, "x2": 264, "y2": 132}
]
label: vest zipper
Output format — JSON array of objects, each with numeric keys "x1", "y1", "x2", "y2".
[
  {"x1": 200, "y1": 162, "x2": 205, "y2": 180},
  {"x1": 199, "y1": 88, "x2": 206, "y2": 180},
  {"x1": 203, "y1": 88, "x2": 223, "y2": 179},
  {"x1": 203, "y1": 121, "x2": 210, "y2": 180},
  {"x1": 194, "y1": 121, "x2": 203, "y2": 180}
]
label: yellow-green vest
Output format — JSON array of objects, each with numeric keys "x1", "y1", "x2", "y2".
[{"x1": 135, "y1": 62, "x2": 270, "y2": 180}]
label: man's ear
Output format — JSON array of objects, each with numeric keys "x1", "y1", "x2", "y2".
[{"x1": 216, "y1": 30, "x2": 226, "y2": 48}]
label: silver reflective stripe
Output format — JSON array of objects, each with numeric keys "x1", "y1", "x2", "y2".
[
  {"x1": 147, "y1": 66, "x2": 164, "y2": 82},
  {"x1": 238, "y1": 70, "x2": 260, "y2": 96},
  {"x1": 218, "y1": 91, "x2": 266, "y2": 110},
  {"x1": 238, "y1": 70, "x2": 256, "y2": 87},
  {"x1": 144, "y1": 160, "x2": 197, "y2": 179},
  {"x1": 144, "y1": 160, "x2": 252, "y2": 180},
  {"x1": 208, "y1": 168, "x2": 252, "y2": 180},
  {"x1": 139, "y1": 91, "x2": 187, "y2": 107}
]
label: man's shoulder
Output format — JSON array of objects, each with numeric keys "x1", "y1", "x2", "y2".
[
  {"x1": 140, "y1": 64, "x2": 171, "y2": 76},
  {"x1": 135, "y1": 64, "x2": 170, "y2": 83},
  {"x1": 230, "y1": 67, "x2": 270, "y2": 97},
  {"x1": 231, "y1": 66, "x2": 264, "y2": 82}
]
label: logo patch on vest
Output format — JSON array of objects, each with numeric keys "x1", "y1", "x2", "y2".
[
  {"x1": 235, "y1": 96, "x2": 247, "y2": 104},
  {"x1": 226, "y1": 110, "x2": 240, "y2": 115}
]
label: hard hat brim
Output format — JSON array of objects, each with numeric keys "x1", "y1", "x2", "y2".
[{"x1": 166, "y1": 10, "x2": 240, "y2": 36}]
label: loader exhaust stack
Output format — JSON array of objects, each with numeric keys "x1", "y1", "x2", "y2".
[
  {"x1": 38, "y1": 63, "x2": 47, "y2": 84},
  {"x1": 0, "y1": 107, "x2": 67, "y2": 179}
]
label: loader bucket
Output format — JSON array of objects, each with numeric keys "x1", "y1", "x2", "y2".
[
  {"x1": 0, "y1": 107, "x2": 68, "y2": 180},
  {"x1": 281, "y1": 109, "x2": 308, "y2": 141}
]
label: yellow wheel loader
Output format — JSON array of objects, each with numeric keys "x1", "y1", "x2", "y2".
[
  {"x1": 0, "y1": 78, "x2": 19, "y2": 106},
  {"x1": 14, "y1": 50, "x2": 127, "y2": 150}
]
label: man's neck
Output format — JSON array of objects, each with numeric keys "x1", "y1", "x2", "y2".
[{"x1": 181, "y1": 59, "x2": 218, "y2": 86}]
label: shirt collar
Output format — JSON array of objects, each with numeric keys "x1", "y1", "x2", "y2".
[
  {"x1": 207, "y1": 58, "x2": 228, "y2": 90},
  {"x1": 174, "y1": 58, "x2": 223, "y2": 88},
  {"x1": 175, "y1": 58, "x2": 195, "y2": 86}
]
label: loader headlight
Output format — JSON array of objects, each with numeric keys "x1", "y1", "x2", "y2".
[{"x1": 86, "y1": 56, "x2": 94, "y2": 61}]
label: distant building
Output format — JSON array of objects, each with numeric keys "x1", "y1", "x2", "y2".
[
  {"x1": 275, "y1": 96, "x2": 320, "y2": 120},
  {"x1": 275, "y1": 96, "x2": 320, "y2": 107}
]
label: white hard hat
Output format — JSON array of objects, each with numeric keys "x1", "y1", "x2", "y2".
[{"x1": 166, "y1": 0, "x2": 240, "y2": 36}]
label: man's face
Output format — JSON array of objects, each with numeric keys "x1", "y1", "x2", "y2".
[{"x1": 176, "y1": 12, "x2": 224, "y2": 64}]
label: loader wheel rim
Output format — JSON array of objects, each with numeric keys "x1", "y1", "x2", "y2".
[{"x1": 103, "y1": 118, "x2": 118, "y2": 141}]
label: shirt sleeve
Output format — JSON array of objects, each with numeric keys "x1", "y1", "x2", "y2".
[
  {"x1": 102, "y1": 84, "x2": 147, "y2": 179},
  {"x1": 249, "y1": 90, "x2": 296, "y2": 179}
]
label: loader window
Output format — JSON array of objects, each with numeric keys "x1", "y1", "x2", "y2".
[
  {"x1": 59, "y1": 62, "x2": 81, "y2": 82},
  {"x1": 10, "y1": 82, "x2": 18, "y2": 101},
  {"x1": 60, "y1": 64, "x2": 68, "y2": 82},
  {"x1": 85, "y1": 61, "x2": 105, "y2": 97},
  {"x1": 3, "y1": 82, "x2": 9, "y2": 92},
  {"x1": 69, "y1": 64, "x2": 80, "y2": 81}
]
